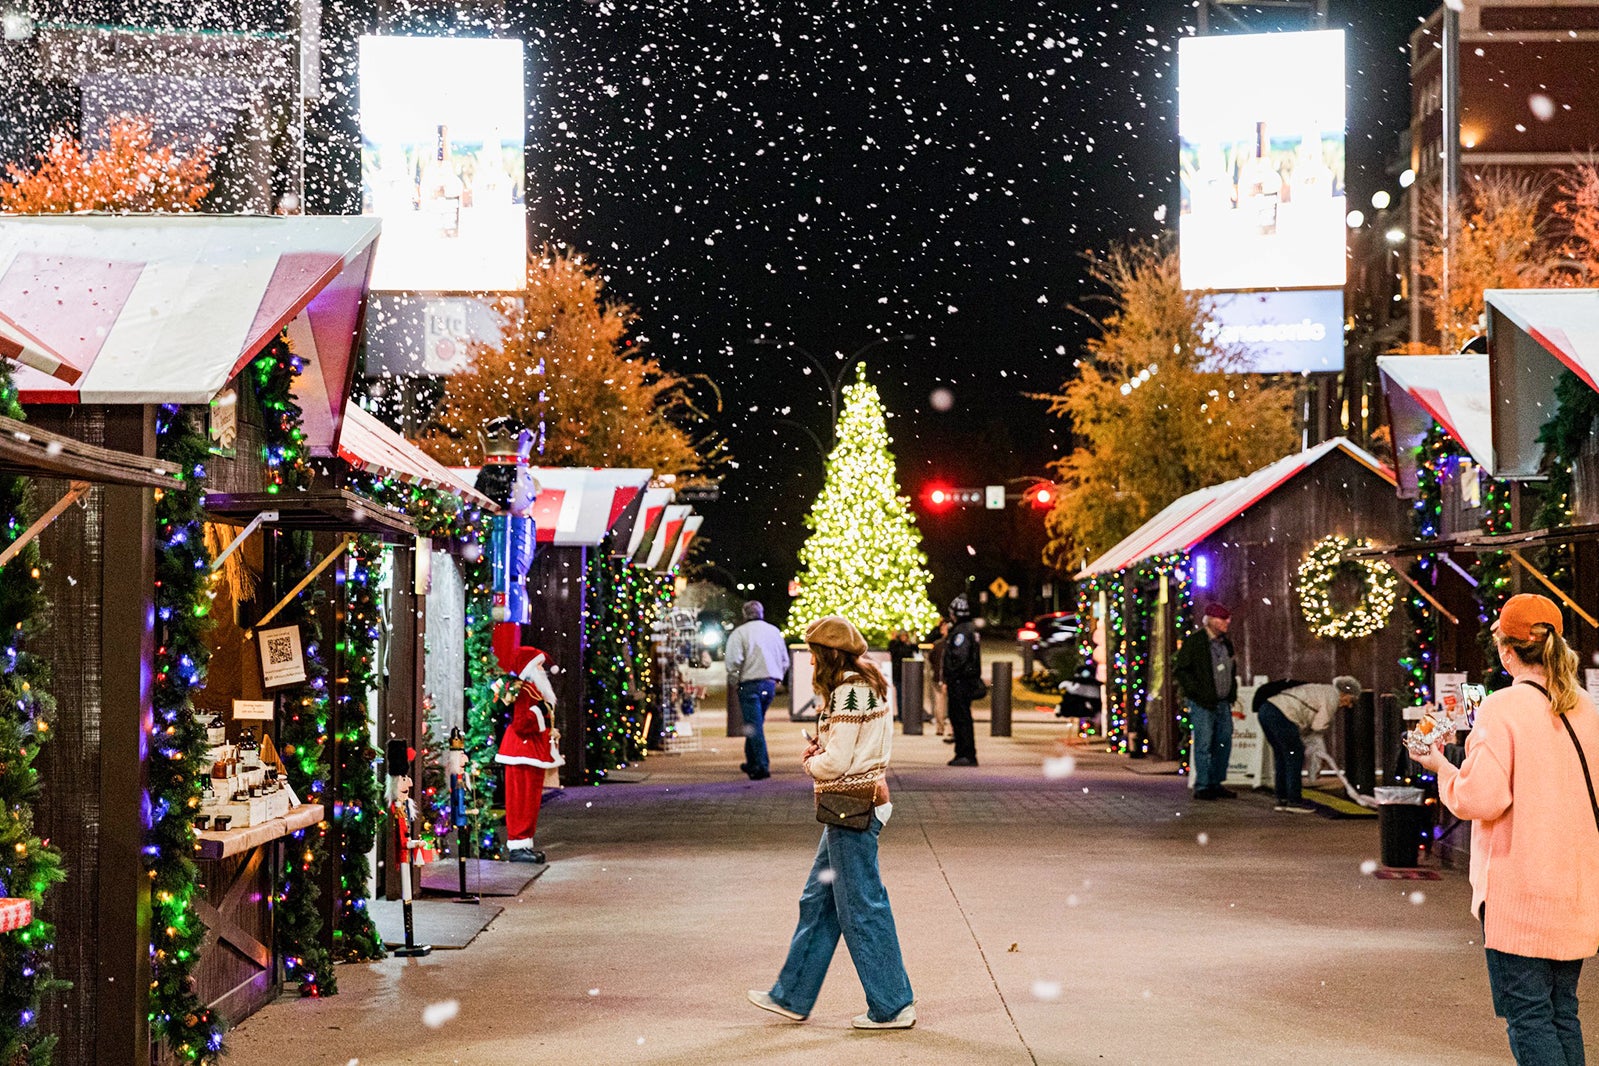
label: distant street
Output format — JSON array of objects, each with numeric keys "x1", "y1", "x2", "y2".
[{"x1": 230, "y1": 671, "x2": 1568, "y2": 1066}]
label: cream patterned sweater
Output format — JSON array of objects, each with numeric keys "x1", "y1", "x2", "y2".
[{"x1": 805, "y1": 680, "x2": 894, "y2": 793}]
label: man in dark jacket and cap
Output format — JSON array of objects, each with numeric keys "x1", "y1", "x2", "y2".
[
  {"x1": 1173, "y1": 602, "x2": 1240, "y2": 800},
  {"x1": 942, "y1": 594, "x2": 983, "y2": 766}
]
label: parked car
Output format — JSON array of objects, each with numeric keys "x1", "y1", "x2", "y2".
[
  {"x1": 1017, "y1": 611, "x2": 1080, "y2": 674},
  {"x1": 695, "y1": 610, "x2": 732, "y2": 667}
]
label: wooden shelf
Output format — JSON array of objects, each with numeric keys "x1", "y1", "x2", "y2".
[{"x1": 195, "y1": 803, "x2": 324, "y2": 861}]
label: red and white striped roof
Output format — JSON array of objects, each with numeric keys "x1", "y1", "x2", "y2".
[
  {"x1": 645, "y1": 504, "x2": 693, "y2": 570},
  {"x1": 1076, "y1": 437, "x2": 1394, "y2": 578},
  {"x1": 337, "y1": 402, "x2": 495, "y2": 509},
  {"x1": 669, "y1": 515, "x2": 703, "y2": 570},
  {"x1": 626, "y1": 487, "x2": 674, "y2": 562},
  {"x1": 1377, "y1": 353, "x2": 1494, "y2": 496},
  {"x1": 1485, "y1": 288, "x2": 1599, "y2": 478},
  {"x1": 0, "y1": 214, "x2": 379, "y2": 454},
  {"x1": 528, "y1": 467, "x2": 650, "y2": 547}
]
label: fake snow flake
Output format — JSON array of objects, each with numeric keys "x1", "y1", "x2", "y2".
[
  {"x1": 1066, "y1": 894, "x2": 1079, "y2": 907},
  {"x1": 1031, "y1": 980, "x2": 1062, "y2": 1001},
  {"x1": 588, "y1": 988, "x2": 601, "y2": 996},
  {"x1": 1043, "y1": 754, "x2": 1076, "y2": 780},
  {"x1": 817, "y1": 868, "x2": 837, "y2": 884},
  {"x1": 1529, "y1": 94, "x2": 1556, "y2": 121},
  {"x1": 423, "y1": 1000, "x2": 460, "y2": 1028},
  {"x1": 1360, "y1": 860, "x2": 1378, "y2": 876},
  {"x1": 929, "y1": 387, "x2": 954, "y2": 412},
  {"x1": 1409, "y1": 891, "x2": 1427, "y2": 905},
  {"x1": 1196, "y1": 832, "x2": 1209, "y2": 846}
]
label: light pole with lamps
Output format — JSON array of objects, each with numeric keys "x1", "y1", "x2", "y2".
[{"x1": 753, "y1": 334, "x2": 917, "y2": 447}]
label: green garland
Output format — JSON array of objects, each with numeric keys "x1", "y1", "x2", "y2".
[
  {"x1": 0, "y1": 366, "x2": 66, "y2": 1066},
  {"x1": 252, "y1": 340, "x2": 336, "y2": 996},
  {"x1": 1534, "y1": 369, "x2": 1599, "y2": 592},
  {"x1": 583, "y1": 542, "x2": 648, "y2": 782},
  {"x1": 149, "y1": 404, "x2": 223, "y2": 1061},
  {"x1": 1400, "y1": 425, "x2": 1455, "y2": 704},
  {"x1": 1296, "y1": 535, "x2": 1399, "y2": 640},
  {"x1": 463, "y1": 580, "x2": 504, "y2": 855},
  {"x1": 331, "y1": 535, "x2": 384, "y2": 963},
  {"x1": 1473, "y1": 476, "x2": 1514, "y2": 687}
]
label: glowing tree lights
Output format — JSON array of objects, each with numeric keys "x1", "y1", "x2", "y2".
[
  {"x1": 0, "y1": 364, "x2": 66, "y2": 1066},
  {"x1": 1295, "y1": 535, "x2": 1399, "y2": 640},
  {"x1": 149, "y1": 404, "x2": 223, "y2": 1062},
  {"x1": 786, "y1": 366, "x2": 938, "y2": 646}
]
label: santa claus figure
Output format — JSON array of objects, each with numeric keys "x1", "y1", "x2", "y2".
[{"x1": 493, "y1": 624, "x2": 563, "y2": 864}]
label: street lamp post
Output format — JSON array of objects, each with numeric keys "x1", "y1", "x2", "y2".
[{"x1": 753, "y1": 334, "x2": 916, "y2": 446}]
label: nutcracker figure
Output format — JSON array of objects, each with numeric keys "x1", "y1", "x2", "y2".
[
  {"x1": 385, "y1": 737, "x2": 432, "y2": 956},
  {"x1": 445, "y1": 726, "x2": 474, "y2": 899}
]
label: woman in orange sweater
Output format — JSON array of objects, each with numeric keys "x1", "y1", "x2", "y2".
[{"x1": 1415, "y1": 593, "x2": 1599, "y2": 1065}]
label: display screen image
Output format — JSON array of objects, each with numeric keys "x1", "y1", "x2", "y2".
[
  {"x1": 1204, "y1": 289, "x2": 1344, "y2": 374},
  {"x1": 359, "y1": 35, "x2": 526, "y2": 293},
  {"x1": 1178, "y1": 30, "x2": 1346, "y2": 291}
]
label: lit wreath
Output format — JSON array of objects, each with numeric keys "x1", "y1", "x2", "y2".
[{"x1": 1296, "y1": 534, "x2": 1399, "y2": 640}]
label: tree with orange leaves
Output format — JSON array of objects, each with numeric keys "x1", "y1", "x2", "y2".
[{"x1": 0, "y1": 114, "x2": 213, "y2": 214}]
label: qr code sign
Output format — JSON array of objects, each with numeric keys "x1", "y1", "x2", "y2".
[{"x1": 267, "y1": 635, "x2": 294, "y2": 666}]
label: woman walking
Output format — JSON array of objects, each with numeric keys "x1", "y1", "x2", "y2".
[
  {"x1": 748, "y1": 615, "x2": 915, "y2": 1029},
  {"x1": 1414, "y1": 594, "x2": 1599, "y2": 1065}
]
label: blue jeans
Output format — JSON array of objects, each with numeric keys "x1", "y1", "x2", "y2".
[
  {"x1": 1256, "y1": 702, "x2": 1303, "y2": 803},
  {"x1": 739, "y1": 680, "x2": 777, "y2": 774},
  {"x1": 769, "y1": 813, "x2": 913, "y2": 1021},
  {"x1": 1188, "y1": 699, "x2": 1234, "y2": 790},
  {"x1": 1486, "y1": 945, "x2": 1585, "y2": 1065}
]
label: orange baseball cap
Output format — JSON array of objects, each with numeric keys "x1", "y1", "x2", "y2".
[{"x1": 1497, "y1": 593, "x2": 1564, "y2": 642}]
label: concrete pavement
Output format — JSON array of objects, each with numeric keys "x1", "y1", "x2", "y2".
[{"x1": 230, "y1": 684, "x2": 1590, "y2": 1065}]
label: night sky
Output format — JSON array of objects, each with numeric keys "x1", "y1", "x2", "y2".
[{"x1": 516, "y1": 0, "x2": 1437, "y2": 618}]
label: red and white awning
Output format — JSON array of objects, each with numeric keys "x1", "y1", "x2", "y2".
[
  {"x1": 645, "y1": 504, "x2": 693, "y2": 570},
  {"x1": 1077, "y1": 437, "x2": 1394, "y2": 578},
  {"x1": 337, "y1": 402, "x2": 495, "y2": 509},
  {"x1": 526, "y1": 467, "x2": 651, "y2": 547},
  {"x1": 0, "y1": 214, "x2": 379, "y2": 454},
  {"x1": 669, "y1": 515, "x2": 703, "y2": 570},
  {"x1": 625, "y1": 487, "x2": 674, "y2": 563},
  {"x1": 1377, "y1": 353, "x2": 1494, "y2": 497},
  {"x1": 1486, "y1": 288, "x2": 1599, "y2": 478}
]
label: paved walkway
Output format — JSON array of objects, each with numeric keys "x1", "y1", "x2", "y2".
[{"x1": 231, "y1": 692, "x2": 1593, "y2": 1065}]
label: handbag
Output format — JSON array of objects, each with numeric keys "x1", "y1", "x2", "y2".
[
  {"x1": 970, "y1": 675, "x2": 990, "y2": 700},
  {"x1": 815, "y1": 778, "x2": 881, "y2": 831}
]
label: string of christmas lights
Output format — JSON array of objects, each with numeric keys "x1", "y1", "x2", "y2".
[
  {"x1": 1295, "y1": 535, "x2": 1399, "y2": 640},
  {"x1": 786, "y1": 365, "x2": 939, "y2": 645},
  {"x1": 252, "y1": 339, "x2": 336, "y2": 997},
  {"x1": 583, "y1": 544, "x2": 658, "y2": 781},
  {"x1": 148, "y1": 403, "x2": 223, "y2": 1062},
  {"x1": 331, "y1": 535, "x2": 384, "y2": 963},
  {"x1": 1400, "y1": 425, "x2": 1454, "y2": 705},
  {"x1": 0, "y1": 363, "x2": 66, "y2": 1066}
]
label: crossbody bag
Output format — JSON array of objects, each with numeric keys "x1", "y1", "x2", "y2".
[
  {"x1": 1518, "y1": 679, "x2": 1599, "y2": 834},
  {"x1": 812, "y1": 682, "x2": 885, "y2": 831}
]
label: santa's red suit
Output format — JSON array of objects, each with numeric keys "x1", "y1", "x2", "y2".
[{"x1": 493, "y1": 623, "x2": 563, "y2": 852}]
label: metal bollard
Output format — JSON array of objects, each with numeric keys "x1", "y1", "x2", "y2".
[
  {"x1": 1343, "y1": 690, "x2": 1376, "y2": 796},
  {"x1": 1021, "y1": 641, "x2": 1034, "y2": 678},
  {"x1": 901, "y1": 659, "x2": 924, "y2": 734},
  {"x1": 989, "y1": 661, "x2": 1012, "y2": 736}
]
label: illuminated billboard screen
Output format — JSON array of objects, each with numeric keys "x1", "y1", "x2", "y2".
[
  {"x1": 359, "y1": 36, "x2": 526, "y2": 293},
  {"x1": 1205, "y1": 289, "x2": 1343, "y2": 374},
  {"x1": 1178, "y1": 30, "x2": 1346, "y2": 291}
]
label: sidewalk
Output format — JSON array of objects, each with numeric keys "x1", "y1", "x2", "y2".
[{"x1": 230, "y1": 699, "x2": 1581, "y2": 1066}]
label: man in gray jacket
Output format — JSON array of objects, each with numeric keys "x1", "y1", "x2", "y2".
[{"x1": 725, "y1": 601, "x2": 791, "y2": 780}]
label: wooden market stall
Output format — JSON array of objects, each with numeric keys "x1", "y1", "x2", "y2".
[
  {"x1": 0, "y1": 213, "x2": 388, "y2": 1063},
  {"x1": 1076, "y1": 437, "x2": 1410, "y2": 763}
]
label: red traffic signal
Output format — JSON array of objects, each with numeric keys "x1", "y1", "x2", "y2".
[
  {"x1": 924, "y1": 484, "x2": 954, "y2": 510},
  {"x1": 1028, "y1": 484, "x2": 1056, "y2": 509}
]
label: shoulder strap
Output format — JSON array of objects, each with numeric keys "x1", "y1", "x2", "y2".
[{"x1": 1520, "y1": 680, "x2": 1599, "y2": 834}]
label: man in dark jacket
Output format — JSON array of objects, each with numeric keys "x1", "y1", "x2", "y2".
[
  {"x1": 942, "y1": 595, "x2": 982, "y2": 766},
  {"x1": 1173, "y1": 602, "x2": 1240, "y2": 800}
]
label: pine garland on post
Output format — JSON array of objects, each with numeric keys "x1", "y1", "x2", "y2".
[
  {"x1": 0, "y1": 365, "x2": 67, "y2": 1066},
  {"x1": 148, "y1": 404, "x2": 223, "y2": 1062},
  {"x1": 251, "y1": 339, "x2": 336, "y2": 996},
  {"x1": 1401, "y1": 425, "x2": 1454, "y2": 705},
  {"x1": 331, "y1": 535, "x2": 384, "y2": 962},
  {"x1": 1534, "y1": 369, "x2": 1599, "y2": 591},
  {"x1": 583, "y1": 543, "x2": 645, "y2": 781},
  {"x1": 462, "y1": 581, "x2": 503, "y2": 856}
]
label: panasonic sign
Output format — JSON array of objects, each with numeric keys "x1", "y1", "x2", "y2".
[{"x1": 1205, "y1": 289, "x2": 1343, "y2": 374}]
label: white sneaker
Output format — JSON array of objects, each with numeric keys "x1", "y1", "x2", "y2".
[
  {"x1": 747, "y1": 989, "x2": 806, "y2": 1021},
  {"x1": 852, "y1": 1002, "x2": 916, "y2": 1029}
]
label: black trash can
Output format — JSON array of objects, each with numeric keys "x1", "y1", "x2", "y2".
[{"x1": 1376, "y1": 787, "x2": 1428, "y2": 868}]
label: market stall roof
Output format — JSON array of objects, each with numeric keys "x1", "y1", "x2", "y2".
[
  {"x1": 204, "y1": 488, "x2": 416, "y2": 540},
  {"x1": 0, "y1": 414, "x2": 179, "y2": 488},
  {"x1": 1378, "y1": 353, "x2": 1494, "y2": 497},
  {"x1": 646, "y1": 504, "x2": 693, "y2": 571},
  {"x1": 1076, "y1": 437, "x2": 1394, "y2": 579},
  {"x1": 1485, "y1": 288, "x2": 1599, "y2": 479},
  {"x1": 526, "y1": 467, "x2": 651, "y2": 547},
  {"x1": 336, "y1": 403, "x2": 495, "y2": 509},
  {"x1": 0, "y1": 214, "x2": 379, "y2": 455},
  {"x1": 626, "y1": 487, "x2": 674, "y2": 564},
  {"x1": 669, "y1": 515, "x2": 703, "y2": 571}
]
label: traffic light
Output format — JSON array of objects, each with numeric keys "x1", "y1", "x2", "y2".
[
  {"x1": 1028, "y1": 484, "x2": 1056, "y2": 510},
  {"x1": 921, "y1": 484, "x2": 985, "y2": 510}
]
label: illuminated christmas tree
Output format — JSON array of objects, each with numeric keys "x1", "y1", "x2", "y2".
[{"x1": 787, "y1": 366, "x2": 939, "y2": 646}]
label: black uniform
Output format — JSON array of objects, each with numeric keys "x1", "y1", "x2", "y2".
[{"x1": 942, "y1": 617, "x2": 982, "y2": 763}]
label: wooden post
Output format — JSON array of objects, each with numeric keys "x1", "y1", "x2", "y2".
[{"x1": 98, "y1": 406, "x2": 156, "y2": 1066}]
